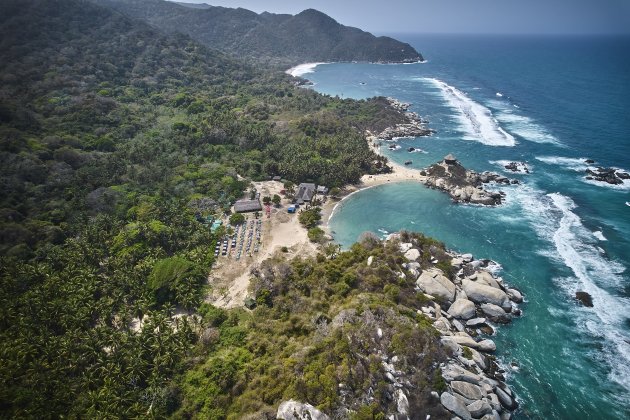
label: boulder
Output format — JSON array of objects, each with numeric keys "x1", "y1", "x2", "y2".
[
  {"x1": 441, "y1": 392, "x2": 472, "y2": 420},
  {"x1": 575, "y1": 291, "x2": 594, "y2": 307},
  {"x1": 441, "y1": 364, "x2": 482, "y2": 384},
  {"x1": 399, "y1": 242, "x2": 413, "y2": 253},
  {"x1": 451, "y1": 380, "x2": 484, "y2": 400},
  {"x1": 481, "y1": 411, "x2": 501, "y2": 420},
  {"x1": 506, "y1": 288, "x2": 523, "y2": 303},
  {"x1": 441, "y1": 338, "x2": 462, "y2": 356},
  {"x1": 477, "y1": 339, "x2": 497, "y2": 353},
  {"x1": 404, "y1": 248, "x2": 421, "y2": 261},
  {"x1": 448, "y1": 336, "x2": 496, "y2": 353},
  {"x1": 453, "y1": 319, "x2": 466, "y2": 332},
  {"x1": 466, "y1": 317, "x2": 487, "y2": 327},
  {"x1": 277, "y1": 400, "x2": 330, "y2": 420},
  {"x1": 476, "y1": 271, "x2": 501, "y2": 289},
  {"x1": 495, "y1": 387, "x2": 518, "y2": 410},
  {"x1": 467, "y1": 400, "x2": 493, "y2": 418},
  {"x1": 417, "y1": 268, "x2": 456, "y2": 302},
  {"x1": 448, "y1": 299, "x2": 477, "y2": 320},
  {"x1": 480, "y1": 303, "x2": 509, "y2": 323},
  {"x1": 463, "y1": 279, "x2": 511, "y2": 309},
  {"x1": 434, "y1": 317, "x2": 452, "y2": 333},
  {"x1": 395, "y1": 389, "x2": 409, "y2": 415}
]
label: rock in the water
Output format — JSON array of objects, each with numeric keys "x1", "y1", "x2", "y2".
[
  {"x1": 476, "y1": 271, "x2": 502, "y2": 289},
  {"x1": 506, "y1": 288, "x2": 523, "y2": 303},
  {"x1": 441, "y1": 392, "x2": 473, "y2": 420},
  {"x1": 495, "y1": 387, "x2": 518, "y2": 410},
  {"x1": 467, "y1": 400, "x2": 493, "y2": 418},
  {"x1": 404, "y1": 248, "x2": 421, "y2": 261},
  {"x1": 277, "y1": 400, "x2": 330, "y2": 420},
  {"x1": 448, "y1": 298, "x2": 477, "y2": 320},
  {"x1": 417, "y1": 268, "x2": 456, "y2": 302},
  {"x1": 451, "y1": 380, "x2": 484, "y2": 400},
  {"x1": 476, "y1": 339, "x2": 497, "y2": 353},
  {"x1": 575, "y1": 291, "x2": 594, "y2": 307},
  {"x1": 463, "y1": 279, "x2": 511, "y2": 310}
]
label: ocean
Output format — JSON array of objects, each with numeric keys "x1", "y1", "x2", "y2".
[{"x1": 297, "y1": 35, "x2": 630, "y2": 418}]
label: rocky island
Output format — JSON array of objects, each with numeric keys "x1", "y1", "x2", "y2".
[
  {"x1": 585, "y1": 166, "x2": 630, "y2": 185},
  {"x1": 421, "y1": 155, "x2": 516, "y2": 205}
]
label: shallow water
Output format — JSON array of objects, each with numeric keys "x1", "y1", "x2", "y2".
[{"x1": 305, "y1": 35, "x2": 630, "y2": 418}]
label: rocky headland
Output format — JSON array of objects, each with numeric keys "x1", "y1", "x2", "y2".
[
  {"x1": 274, "y1": 233, "x2": 523, "y2": 420},
  {"x1": 421, "y1": 154, "x2": 516, "y2": 205},
  {"x1": 402, "y1": 234, "x2": 523, "y2": 419},
  {"x1": 376, "y1": 98, "x2": 434, "y2": 140}
]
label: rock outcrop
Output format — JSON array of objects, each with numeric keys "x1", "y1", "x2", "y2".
[
  {"x1": 421, "y1": 155, "x2": 515, "y2": 205},
  {"x1": 376, "y1": 98, "x2": 434, "y2": 140},
  {"x1": 585, "y1": 167, "x2": 629, "y2": 185},
  {"x1": 277, "y1": 400, "x2": 330, "y2": 420},
  {"x1": 413, "y1": 247, "x2": 524, "y2": 419}
]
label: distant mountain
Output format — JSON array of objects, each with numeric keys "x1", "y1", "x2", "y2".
[{"x1": 93, "y1": 0, "x2": 423, "y2": 64}]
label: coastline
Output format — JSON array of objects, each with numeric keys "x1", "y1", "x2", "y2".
[{"x1": 321, "y1": 134, "x2": 427, "y2": 229}]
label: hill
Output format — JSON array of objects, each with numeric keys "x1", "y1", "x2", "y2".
[
  {"x1": 93, "y1": 0, "x2": 423, "y2": 64},
  {"x1": 0, "y1": 0, "x2": 414, "y2": 416}
]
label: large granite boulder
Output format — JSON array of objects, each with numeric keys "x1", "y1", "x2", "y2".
[
  {"x1": 448, "y1": 298, "x2": 477, "y2": 320},
  {"x1": 417, "y1": 268, "x2": 456, "y2": 302},
  {"x1": 451, "y1": 380, "x2": 484, "y2": 400},
  {"x1": 441, "y1": 392, "x2": 472, "y2": 420},
  {"x1": 404, "y1": 248, "x2": 421, "y2": 261},
  {"x1": 463, "y1": 279, "x2": 511, "y2": 310},
  {"x1": 277, "y1": 400, "x2": 330, "y2": 420}
]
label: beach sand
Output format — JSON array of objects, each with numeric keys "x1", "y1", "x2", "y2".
[{"x1": 209, "y1": 136, "x2": 424, "y2": 309}]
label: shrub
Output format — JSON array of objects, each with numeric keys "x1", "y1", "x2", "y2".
[{"x1": 229, "y1": 213, "x2": 246, "y2": 225}]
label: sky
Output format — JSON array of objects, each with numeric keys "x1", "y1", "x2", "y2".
[{"x1": 172, "y1": 0, "x2": 630, "y2": 35}]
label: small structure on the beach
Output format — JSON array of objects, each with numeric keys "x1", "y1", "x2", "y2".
[
  {"x1": 295, "y1": 183, "x2": 316, "y2": 204},
  {"x1": 444, "y1": 153, "x2": 457, "y2": 165},
  {"x1": 317, "y1": 185, "x2": 328, "y2": 195},
  {"x1": 272, "y1": 176, "x2": 282, "y2": 182},
  {"x1": 234, "y1": 199, "x2": 262, "y2": 213}
]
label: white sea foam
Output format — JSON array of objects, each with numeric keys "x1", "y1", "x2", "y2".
[
  {"x1": 285, "y1": 62, "x2": 327, "y2": 77},
  {"x1": 489, "y1": 160, "x2": 532, "y2": 174},
  {"x1": 509, "y1": 185, "x2": 630, "y2": 395},
  {"x1": 422, "y1": 78, "x2": 516, "y2": 146},
  {"x1": 535, "y1": 156, "x2": 590, "y2": 172},
  {"x1": 593, "y1": 230, "x2": 607, "y2": 241},
  {"x1": 536, "y1": 156, "x2": 630, "y2": 189},
  {"x1": 488, "y1": 100, "x2": 560, "y2": 145}
]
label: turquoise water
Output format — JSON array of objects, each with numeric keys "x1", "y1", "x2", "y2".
[{"x1": 301, "y1": 35, "x2": 630, "y2": 418}]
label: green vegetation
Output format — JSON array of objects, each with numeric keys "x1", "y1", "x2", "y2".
[
  {"x1": 96, "y1": 0, "x2": 423, "y2": 65},
  {"x1": 229, "y1": 213, "x2": 246, "y2": 226},
  {"x1": 272, "y1": 194, "x2": 281, "y2": 206},
  {"x1": 173, "y1": 234, "x2": 448, "y2": 418},
  {"x1": 0, "y1": 0, "x2": 434, "y2": 418},
  {"x1": 307, "y1": 227, "x2": 326, "y2": 243},
  {"x1": 298, "y1": 207, "x2": 323, "y2": 229}
]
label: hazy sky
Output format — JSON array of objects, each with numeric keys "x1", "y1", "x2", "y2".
[{"x1": 173, "y1": 0, "x2": 630, "y2": 35}]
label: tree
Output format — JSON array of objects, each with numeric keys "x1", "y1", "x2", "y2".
[
  {"x1": 307, "y1": 227, "x2": 325, "y2": 243},
  {"x1": 298, "y1": 207, "x2": 321, "y2": 229},
  {"x1": 272, "y1": 194, "x2": 281, "y2": 207},
  {"x1": 229, "y1": 213, "x2": 245, "y2": 225},
  {"x1": 262, "y1": 196, "x2": 271, "y2": 205}
]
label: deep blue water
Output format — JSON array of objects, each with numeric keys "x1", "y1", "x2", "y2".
[{"x1": 298, "y1": 35, "x2": 630, "y2": 418}]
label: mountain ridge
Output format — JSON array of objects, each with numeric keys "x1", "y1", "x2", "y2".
[{"x1": 93, "y1": 0, "x2": 423, "y2": 65}]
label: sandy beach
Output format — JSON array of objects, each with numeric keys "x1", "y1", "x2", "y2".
[{"x1": 209, "y1": 135, "x2": 424, "y2": 308}]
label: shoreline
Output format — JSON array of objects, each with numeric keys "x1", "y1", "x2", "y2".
[{"x1": 321, "y1": 135, "x2": 427, "y2": 230}]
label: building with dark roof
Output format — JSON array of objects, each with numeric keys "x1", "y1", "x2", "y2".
[
  {"x1": 295, "y1": 183, "x2": 316, "y2": 204},
  {"x1": 234, "y1": 199, "x2": 262, "y2": 213}
]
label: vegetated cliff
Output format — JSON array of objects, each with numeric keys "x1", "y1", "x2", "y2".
[{"x1": 93, "y1": 0, "x2": 423, "y2": 64}]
